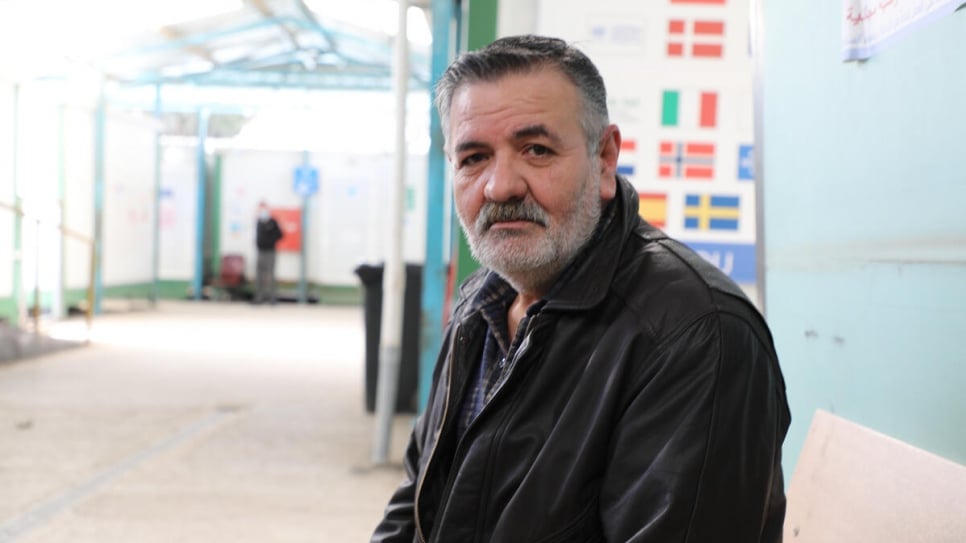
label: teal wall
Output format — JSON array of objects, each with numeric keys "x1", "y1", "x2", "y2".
[{"x1": 763, "y1": 2, "x2": 966, "y2": 471}]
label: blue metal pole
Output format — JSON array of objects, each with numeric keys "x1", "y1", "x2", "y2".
[
  {"x1": 418, "y1": 0, "x2": 457, "y2": 411},
  {"x1": 193, "y1": 107, "x2": 209, "y2": 300},
  {"x1": 93, "y1": 85, "x2": 106, "y2": 315}
]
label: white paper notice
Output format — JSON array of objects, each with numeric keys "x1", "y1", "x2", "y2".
[{"x1": 842, "y1": 0, "x2": 965, "y2": 60}]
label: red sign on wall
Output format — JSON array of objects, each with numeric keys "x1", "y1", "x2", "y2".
[{"x1": 272, "y1": 208, "x2": 302, "y2": 252}]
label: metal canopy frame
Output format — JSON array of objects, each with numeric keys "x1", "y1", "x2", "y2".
[{"x1": 8, "y1": 0, "x2": 432, "y2": 96}]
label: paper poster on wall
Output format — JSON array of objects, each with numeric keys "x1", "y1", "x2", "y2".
[
  {"x1": 842, "y1": 0, "x2": 966, "y2": 60},
  {"x1": 272, "y1": 208, "x2": 302, "y2": 252},
  {"x1": 539, "y1": 0, "x2": 757, "y2": 284}
]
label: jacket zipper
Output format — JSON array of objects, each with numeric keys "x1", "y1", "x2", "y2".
[{"x1": 414, "y1": 315, "x2": 541, "y2": 542}]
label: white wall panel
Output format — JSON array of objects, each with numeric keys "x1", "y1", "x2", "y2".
[
  {"x1": 101, "y1": 109, "x2": 157, "y2": 286},
  {"x1": 0, "y1": 83, "x2": 15, "y2": 298},
  {"x1": 15, "y1": 85, "x2": 60, "y2": 298},
  {"x1": 62, "y1": 105, "x2": 95, "y2": 290},
  {"x1": 158, "y1": 144, "x2": 198, "y2": 280},
  {"x1": 219, "y1": 149, "x2": 305, "y2": 283},
  {"x1": 219, "y1": 149, "x2": 427, "y2": 287}
]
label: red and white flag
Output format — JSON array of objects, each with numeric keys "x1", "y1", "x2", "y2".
[
  {"x1": 658, "y1": 141, "x2": 716, "y2": 180},
  {"x1": 667, "y1": 19, "x2": 725, "y2": 58}
]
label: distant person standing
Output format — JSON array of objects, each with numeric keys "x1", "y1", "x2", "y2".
[{"x1": 254, "y1": 200, "x2": 283, "y2": 304}]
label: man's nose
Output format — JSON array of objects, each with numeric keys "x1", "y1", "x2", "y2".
[{"x1": 483, "y1": 156, "x2": 528, "y2": 202}]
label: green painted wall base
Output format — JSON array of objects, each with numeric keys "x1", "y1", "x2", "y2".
[
  {"x1": 55, "y1": 281, "x2": 360, "y2": 314},
  {"x1": 64, "y1": 282, "x2": 192, "y2": 311},
  {"x1": 0, "y1": 296, "x2": 17, "y2": 325},
  {"x1": 155, "y1": 281, "x2": 194, "y2": 300},
  {"x1": 314, "y1": 285, "x2": 362, "y2": 306}
]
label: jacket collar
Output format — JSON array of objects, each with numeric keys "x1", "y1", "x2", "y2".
[{"x1": 541, "y1": 174, "x2": 639, "y2": 311}]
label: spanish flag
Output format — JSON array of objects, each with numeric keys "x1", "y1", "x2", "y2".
[{"x1": 638, "y1": 192, "x2": 667, "y2": 228}]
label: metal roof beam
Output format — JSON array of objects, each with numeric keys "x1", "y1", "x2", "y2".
[
  {"x1": 158, "y1": 25, "x2": 219, "y2": 65},
  {"x1": 109, "y1": 17, "x2": 401, "y2": 62},
  {"x1": 247, "y1": 0, "x2": 306, "y2": 54},
  {"x1": 125, "y1": 68, "x2": 428, "y2": 91},
  {"x1": 293, "y1": 0, "x2": 340, "y2": 58}
]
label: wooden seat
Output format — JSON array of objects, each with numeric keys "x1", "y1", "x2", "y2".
[{"x1": 784, "y1": 409, "x2": 966, "y2": 542}]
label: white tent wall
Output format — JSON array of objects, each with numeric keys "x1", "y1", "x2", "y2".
[
  {"x1": 62, "y1": 105, "x2": 96, "y2": 294},
  {"x1": 219, "y1": 149, "x2": 427, "y2": 288},
  {"x1": 158, "y1": 143, "x2": 199, "y2": 282},
  {"x1": 0, "y1": 82, "x2": 15, "y2": 302},
  {"x1": 14, "y1": 84, "x2": 63, "y2": 318},
  {"x1": 219, "y1": 149, "x2": 304, "y2": 284},
  {"x1": 100, "y1": 109, "x2": 157, "y2": 288},
  {"x1": 313, "y1": 152, "x2": 427, "y2": 285}
]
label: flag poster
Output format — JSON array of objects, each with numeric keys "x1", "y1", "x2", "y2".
[
  {"x1": 539, "y1": 0, "x2": 757, "y2": 284},
  {"x1": 667, "y1": 18, "x2": 725, "y2": 58},
  {"x1": 639, "y1": 192, "x2": 668, "y2": 228},
  {"x1": 658, "y1": 141, "x2": 716, "y2": 179},
  {"x1": 661, "y1": 89, "x2": 718, "y2": 129}
]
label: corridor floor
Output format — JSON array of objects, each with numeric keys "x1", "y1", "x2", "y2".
[{"x1": 0, "y1": 301, "x2": 413, "y2": 542}]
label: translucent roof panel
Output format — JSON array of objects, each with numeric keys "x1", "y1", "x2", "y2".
[{"x1": 0, "y1": 0, "x2": 431, "y2": 93}]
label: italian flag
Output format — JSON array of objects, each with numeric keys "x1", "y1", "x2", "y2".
[{"x1": 661, "y1": 90, "x2": 718, "y2": 129}]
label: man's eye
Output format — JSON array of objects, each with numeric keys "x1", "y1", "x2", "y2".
[
  {"x1": 459, "y1": 153, "x2": 486, "y2": 167},
  {"x1": 527, "y1": 144, "x2": 553, "y2": 157}
]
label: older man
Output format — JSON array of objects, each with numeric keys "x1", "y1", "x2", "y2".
[{"x1": 372, "y1": 35, "x2": 790, "y2": 543}]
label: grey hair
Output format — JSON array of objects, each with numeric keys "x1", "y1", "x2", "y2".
[{"x1": 435, "y1": 35, "x2": 610, "y2": 154}]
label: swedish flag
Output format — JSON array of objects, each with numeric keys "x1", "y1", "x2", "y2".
[{"x1": 684, "y1": 194, "x2": 740, "y2": 231}]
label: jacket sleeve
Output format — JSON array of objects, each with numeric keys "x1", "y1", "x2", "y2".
[
  {"x1": 272, "y1": 219, "x2": 284, "y2": 243},
  {"x1": 370, "y1": 423, "x2": 422, "y2": 543},
  {"x1": 599, "y1": 311, "x2": 790, "y2": 543}
]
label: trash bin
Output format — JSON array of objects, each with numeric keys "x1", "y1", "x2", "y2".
[{"x1": 354, "y1": 263, "x2": 422, "y2": 414}]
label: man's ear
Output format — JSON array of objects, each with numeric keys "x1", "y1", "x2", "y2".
[{"x1": 598, "y1": 125, "x2": 620, "y2": 201}]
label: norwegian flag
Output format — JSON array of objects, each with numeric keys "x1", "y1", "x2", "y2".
[
  {"x1": 658, "y1": 141, "x2": 715, "y2": 180},
  {"x1": 667, "y1": 19, "x2": 725, "y2": 58}
]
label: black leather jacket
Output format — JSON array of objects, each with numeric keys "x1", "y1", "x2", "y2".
[{"x1": 373, "y1": 176, "x2": 790, "y2": 543}]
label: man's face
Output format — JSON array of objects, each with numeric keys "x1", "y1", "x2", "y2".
[{"x1": 446, "y1": 69, "x2": 617, "y2": 291}]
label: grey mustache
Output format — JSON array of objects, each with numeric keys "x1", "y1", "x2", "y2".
[{"x1": 479, "y1": 201, "x2": 548, "y2": 229}]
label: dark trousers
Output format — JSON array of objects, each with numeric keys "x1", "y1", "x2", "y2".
[{"x1": 255, "y1": 250, "x2": 277, "y2": 303}]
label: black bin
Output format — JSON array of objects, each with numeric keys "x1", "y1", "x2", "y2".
[{"x1": 354, "y1": 263, "x2": 422, "y2": 414}]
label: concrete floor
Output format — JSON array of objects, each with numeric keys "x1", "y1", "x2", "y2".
[{"x1": 0, "y1": 301, "x2": 413, "y2": 542}]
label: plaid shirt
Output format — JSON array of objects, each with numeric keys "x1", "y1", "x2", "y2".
[{"x1": 456, "y1": 275, "x2": 541, "y2": 438}]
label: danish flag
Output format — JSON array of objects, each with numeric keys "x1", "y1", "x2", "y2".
[{"x1": 667, "y1": 19, "x2": 725, "y2": 58}]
